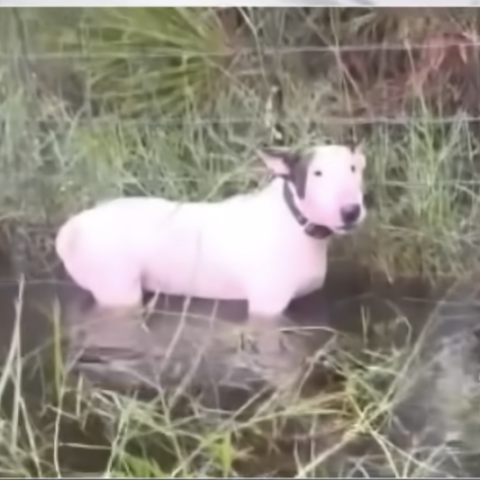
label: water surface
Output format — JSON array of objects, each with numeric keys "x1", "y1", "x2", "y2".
[{"x1": 0, "y1": 261, "x2": 478, "y2": 476}]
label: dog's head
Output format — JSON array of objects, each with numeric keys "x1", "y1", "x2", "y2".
[{"x1": 259, "y1": 143, "x2": 367, "y2": 235}]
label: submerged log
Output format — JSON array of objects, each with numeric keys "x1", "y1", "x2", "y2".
[
  {"x1": 0, "y1": 268, "x2": 366, "y2": 410},
  {"x1": 59, "y1": 266, "x2": 434, "y2": 409},
  {"x1": 62, "y1": 289, "x2": 337, "y2": 408},
  {"x1": 0, "y1": 262, "x2": 439, "y2": 412}
]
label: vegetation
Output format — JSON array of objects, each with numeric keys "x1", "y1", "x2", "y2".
[{"x1": 0, "y1": 6, "x2": 478, "y2": 477}]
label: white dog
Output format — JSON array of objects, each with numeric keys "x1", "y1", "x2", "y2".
[{"x1": 56, "y1": 144, "x2": 367, "y2": 373}]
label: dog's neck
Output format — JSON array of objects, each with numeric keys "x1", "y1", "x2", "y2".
[{"x1": 281, "y1": 179, "x2": 333, "y2": 240}]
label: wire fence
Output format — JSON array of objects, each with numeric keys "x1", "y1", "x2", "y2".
[
  {"x1": 6, "y1": 9, "x2": 480, "y2": 125},
  {"x1": 4, "y1": 40, "x2": 480, "y2": 58},
  {"x1": 0, "y1": 9, "x2": 479, "y2": 280},
  {"x1": 8, "y1": 116, "x2": 480, "y2": 127}
]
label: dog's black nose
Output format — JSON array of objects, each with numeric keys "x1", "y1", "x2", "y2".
[{"x1": 340, "y1": 204, "x2": 361, "y2": 225}]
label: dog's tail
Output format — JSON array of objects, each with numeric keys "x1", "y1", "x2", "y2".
[{"x1": 55, "y1": 217, "x2": 80, "y2": 267}]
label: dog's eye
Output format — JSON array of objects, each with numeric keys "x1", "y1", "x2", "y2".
[
  {"x1": 314, "y1": 170, "x2": 323, "y2": 177},
  {"x1": 351, "y1": 165, "x2": 356, "y2": 173}
]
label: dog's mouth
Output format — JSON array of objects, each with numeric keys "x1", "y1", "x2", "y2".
[
  {"x1": 334, "y1": 225, "x2": 356, "y2": 235},
  {"x1": 334, "y1": 219, "x2": 365, "y2": 235}
]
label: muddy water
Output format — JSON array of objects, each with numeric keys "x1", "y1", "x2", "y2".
[{"x1": 0, "y1": 262, "x2": 479, "y2": 476}]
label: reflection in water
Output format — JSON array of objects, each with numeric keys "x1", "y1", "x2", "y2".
[{"x1": 0, "y1": 263, "x2": 479, "y2": 476}]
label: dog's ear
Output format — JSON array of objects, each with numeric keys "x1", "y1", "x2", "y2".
[
  {"x1": 258, "y1": 147, "x2": 311, "y2": 199},
  {"x1": 257, "y1": 147, "x2": 301, "y2": 177},
  {"x1": 347, "y1": 139, "x2": 366, "y2": 170},
  {"x1": 349, "y1": 138, "x2": 364, "y2": 156}
]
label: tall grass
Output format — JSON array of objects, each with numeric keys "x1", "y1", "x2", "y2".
[{"x1": 1, "y1": 7, "x2": 479, "y2": 279}]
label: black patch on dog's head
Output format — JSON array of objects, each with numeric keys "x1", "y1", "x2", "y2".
[{"x1": 259, "y1": 147, "x2": 313, "y2": 199}]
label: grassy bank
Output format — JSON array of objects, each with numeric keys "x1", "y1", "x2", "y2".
[{"x1": 0, "y1": 7, "x2": 478, "y2": 477}]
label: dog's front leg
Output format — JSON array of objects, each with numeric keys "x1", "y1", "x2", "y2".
[
  {"x1": 90, "y1": 276, "x2": 148, "y2": 329},
  {"x1": 245, "y1": 296, "x2": 304, "y2": 385}
]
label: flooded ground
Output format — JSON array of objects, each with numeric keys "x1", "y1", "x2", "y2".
[{"x1": 0, "y1": 259, "x2": 479, "y2": 476}]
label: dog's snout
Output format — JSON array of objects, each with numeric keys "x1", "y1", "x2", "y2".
[{"x1": 341, "y1": 204, "x2": 361, "y2": 225}]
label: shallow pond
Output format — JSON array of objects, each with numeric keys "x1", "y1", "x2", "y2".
[{"x1": 0, "y1": 260, "x2": 479, "y2": 477}]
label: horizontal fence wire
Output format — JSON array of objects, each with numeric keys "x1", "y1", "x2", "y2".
[
  {"x1": 6, "y1": 43, "x2": 480, "y2": 128},
  {"x1": 21, "y1": 116, "x2": 480, "y2": 126},
  {"x1": 3, "y1": 41, "x2": 480, "y2": 58}
]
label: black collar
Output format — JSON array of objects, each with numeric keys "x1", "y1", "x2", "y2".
[{"x1": 282, "y1": 179, "x2": 333, "y2": 240}]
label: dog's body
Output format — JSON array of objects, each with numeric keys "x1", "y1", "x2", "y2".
[
  {"x1": 56, "y1": 179, "x2": 328, "y2": 316},
  {"x1": 56, "y1": 144, "x2": 367, "y2": 349}
]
